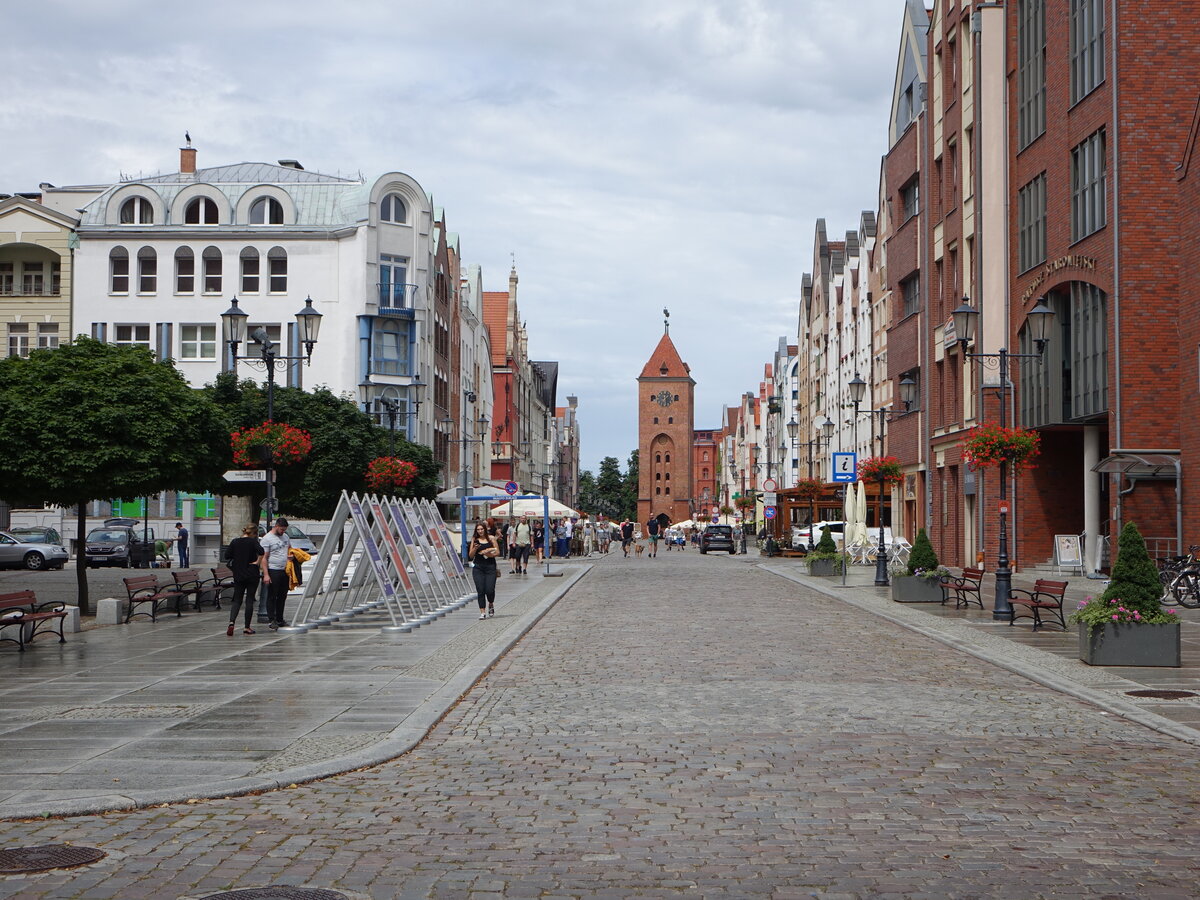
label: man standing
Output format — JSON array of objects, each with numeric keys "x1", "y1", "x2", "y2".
[
  {"x1": 174, "y1": 522, "x2": 189, "y2": 568},
  {"x1": 260, "y1": 517, "x2": 292, "y2": 629},
  {"x1": 645, "y1": 516, "x2": 660, "y2": 558}
]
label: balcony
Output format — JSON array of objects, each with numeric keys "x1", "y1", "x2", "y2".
[
  {"x1": 377, "y1": 283, "x2": 415, "y2": 318},
  {"x1": 0, "y1": 284, "x2": 61, "y2": 297}
]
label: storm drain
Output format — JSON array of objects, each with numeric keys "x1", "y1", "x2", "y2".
[
  {"x1": 1125, "y1": 689, "x2": 1198, "y2": 700},
  {"x1": 202, "y1": 889, "x2": 347, "y2": 900},
  {"x1": 0, "y1": 844, "x2": 106, "y2": 874}
]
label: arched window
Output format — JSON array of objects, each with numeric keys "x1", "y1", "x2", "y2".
[
  {"x1": 185, "y1": 197, "x2": 219, "y2": 225},
  {"x1": 120, "y1": 196, "x2": 153, "y2": 225},
  {"x1": 137, "y1": 247, "x2": 157, "y2": 293},
  {"x1": 109, "y1": 248, "x2": 129, "y2": 293},
  {"x1": 202, "y1": 247, "x2": 222, "y2": 293},
  {"x1": 655, "y1": 453, "x2": 661, "y2": 463},
  {"x1": 655, "y1": 472, "x2": 661, "y2": 480},
  {"x1": 665, "y1": 453, "x2": 671, "y2": 463},
  {"x1": 268, "y1": 247, "x2": 287, "y2": 293},
  {"x1": 174, "y1": 248, "x2": 194, "y2": 293},
  {"x1": 665, "y1": 472, "x2": 670, "y2": 481},
  {"x1": 653, "y1": 417, "x2": 659, "y2": 424},
  {"x1": 380, "y1": 193, "x2": 407, "y2": 223},
  {"x1": 702, "y1": 468, "x2": 709, "y2": 479},
  {"x1": 703, "y1": 451, "x2": 709, "y2": 461},
  {"x1": 240, "y1": 248, "x2": 259, "y2": 293},
  {"x1": 655, "y1": 487, "x2": 661, "y2": 495},
  {"x1": 665, "y1": 487, "x2": 671, "y2": 495},
  {"x1": 667, "y1": 417, "x2": 674, "y2": 424},
  {"x1": 249, "y1": 197, "x2": 284, "y2": 225}
]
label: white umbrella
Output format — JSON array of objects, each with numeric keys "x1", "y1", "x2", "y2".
[
  {"x1": 842, "y1": 483, "x2": 857, "y2": 541},
  {"x1": 853, "y1": 481, "x2": 871, "y2": 546},
  {"x1": 436, "y1": 483, "x2": 511, "y2": 503},
  {"x1": 490, "y1": 497, "x2": 579, "y2": 518}
]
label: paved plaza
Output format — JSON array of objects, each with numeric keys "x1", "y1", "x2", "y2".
[{"x1": 2, "y1": 551, "x2": 1200, "y2": 897}]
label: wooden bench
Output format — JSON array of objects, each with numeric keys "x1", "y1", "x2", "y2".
[
  {"x1": 121, "y1": 575, "x2": 185, "y2": 623},
  {"x1": 203, "y1": 565, "x2": 235, "y2": 608},
  {"x1": 941, "y1": 567, "x2": 985, "y2": 610},
  {"x1": 1009, "y1": 579, "x2": 1069, "y2": 631},
  {"x1": 0, "y1": 590, "x2": 68, "y2": 652},
  {"x1": 170, "y1": 568, "x2": 211, "y2": 611}
]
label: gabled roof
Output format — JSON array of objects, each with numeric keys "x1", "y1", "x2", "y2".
[
  {"x1": 638, "y1": 332, "x2": 691, "y2": 379},
  {"x1": 482, "y1": 291, "x2": 510, "y2": 368}
]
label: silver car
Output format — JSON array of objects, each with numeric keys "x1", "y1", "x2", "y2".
[{"x1": 0, "y1": 530, "x2": 70, "y2": 570}]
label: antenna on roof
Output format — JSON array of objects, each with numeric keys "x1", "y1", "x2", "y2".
[{"x1": 663, "y1": 307, "x2": 670, "y2": 334}]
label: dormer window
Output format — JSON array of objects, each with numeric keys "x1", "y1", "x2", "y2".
[
  {"x1": 184, "y1": 197, "x2": 219, "y2": 225},
  {"x1": 120, "y1": 196, "x2": 154, "y2": 225},
  {"x1": 249, "y1": 197, "x2": 284, "y2": 225},
  {"x1": 380, "y1": 193, "x2": 407, "y2": 224}
]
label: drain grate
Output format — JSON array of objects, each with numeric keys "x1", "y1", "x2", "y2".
[
  {"x1": 0, "y1": 844, "x2": 107, "y2": 874},
  {"x1": 202, "y1": 889, "x2": 348, "y2": 900},
  {"x1": 1126, "y1": 689, "x2": 1198, "y2": 700}
]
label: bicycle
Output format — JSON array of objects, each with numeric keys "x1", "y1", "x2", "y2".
[{"x1": 1160, "y1": 553, "x2": 1200, "y2": 609}]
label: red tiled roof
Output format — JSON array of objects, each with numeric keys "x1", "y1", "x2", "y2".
[
  {"x1": 638, "y1": 332, "x2": 691, "y2": 379},
  {"x1": 482, "y1": 292, "x2": 509, "y2": 367}
]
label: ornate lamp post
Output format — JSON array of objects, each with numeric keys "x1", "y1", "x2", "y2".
[
  {"x1": 953, "y1": 297, "x2": 1054, "y2": 620},
  {"x1": 222, "y1": 296, "x2": 322, "y2": 521},
  {"x1": 869, "y1": 376, "x2": 917, "y2": 587}
]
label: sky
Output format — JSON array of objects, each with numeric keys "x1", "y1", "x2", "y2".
[{"x1": 1, "y1": 0, "x2": 907, "y2": 475}]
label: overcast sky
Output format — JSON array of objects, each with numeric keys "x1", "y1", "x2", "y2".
[{"x1": 2, "y1": 0, "x2": 906, "y2": 476}]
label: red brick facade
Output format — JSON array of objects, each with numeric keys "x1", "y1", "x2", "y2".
[{"x1": 637, "y1": 332, "x2": 695, "y2": 526}]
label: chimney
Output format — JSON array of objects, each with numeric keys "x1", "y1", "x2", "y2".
[{"x1": 180, "y1": 143, "x2": 197, "y2": 175}]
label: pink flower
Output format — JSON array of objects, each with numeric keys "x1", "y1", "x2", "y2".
[{"x1": 1112, "y1": 614, "x2": 1119, "y2": 621}]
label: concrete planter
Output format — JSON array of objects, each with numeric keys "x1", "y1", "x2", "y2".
[
  {"x1": 1078, "y1": 622, "x2": 1181, "y2": 667},
  {"x1": 890, "y1": 575, "x2": 943, "y2": 603},
  {"x1": 807, "y1": 558, "x2": 839, "y2": 577}
]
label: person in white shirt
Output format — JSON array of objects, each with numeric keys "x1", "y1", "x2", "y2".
[
  {"x1": 259, "y1": 517, "x2": 292, "y2": 629},
  {"x1": 582, "y1": 521, "x2": 595, "y2": 556}
]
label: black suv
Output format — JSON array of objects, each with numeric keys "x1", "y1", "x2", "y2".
[
  {"x1": 699, "y1": 524, "x2": 736, "y2": 554},
  {"x1": 84, "y1": 525, "x2": 156, "y2": 568}
]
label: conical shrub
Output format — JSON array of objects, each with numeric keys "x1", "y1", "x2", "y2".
[
  {"x1": 906, "y1": 528, "x2": 939, "y2": 576},
  {"x1": 815, "y1": 525, "x2": 837, "y2": 554},
  {"x1": 1097, "y1": 522, "x2": 1162, "y2": 618}
]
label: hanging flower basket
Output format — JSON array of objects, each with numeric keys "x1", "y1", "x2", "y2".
[
  {"x1": 230, "y1": 422, "x2": 313, "y2": 468},
  {"x1": 795, "y1": 478, "x2": 824, "y2": 500},
  {"x1": 960, "y1": 422, "x2": 1041, "y2": 470},
  {"x1": 734, "y1": 495, "x2": 756, "y2": 511},
  {"x1": 858, "y1": 455, "x2": 904, "y2": 485},
  {"x1": 365, "y1": 456, "x2": 419, "y2": 493}
]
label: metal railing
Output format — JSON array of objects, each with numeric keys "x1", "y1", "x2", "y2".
[{"x1": 0, "y1": 285, "x2": 61, "y2": 297}]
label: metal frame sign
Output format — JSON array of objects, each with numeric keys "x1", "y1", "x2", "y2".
[{"x1": 832, "y1": 452, "x2": 857, "y2": 483}]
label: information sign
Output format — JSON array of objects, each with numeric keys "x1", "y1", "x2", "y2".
[
  {"x1": 224, "y1": 469, "x2": 267, "y2": 482},
  {"x1": 831, "y1": 452, "x2": 857, "y2": 483},
  {"x1": 763, "y1": 492, "x2": 777, "y2": 506}
]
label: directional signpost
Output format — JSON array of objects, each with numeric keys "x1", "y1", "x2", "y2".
[{"x1": 223, "y1": 469, "x2": 267, "y2": 482}]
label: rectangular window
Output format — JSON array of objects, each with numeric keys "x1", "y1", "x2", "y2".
[
  {"x1": 1018, "y1": 0, "x2": 1046, "y2": 149},
  {"x1": 7, "y1": 323, "x2": 30, "y2": 358},
  {"x1": 111, "y1": 255, "x2": 129, "y2": 293},
  {"x1": 0, "y1": 262, "x2": 12, "y2": 295},
  {"x1": 114, "y1": 324, "x2": 151, "y2": 349},
  {"x1": 176, "y1": 255, "x2": 194, "y2": 294},
  {"x1": 1072, "y1": 129, "x2": 1107, "y2": 241},
  {"x1": 241, "y1": 254, "x2": 259, "y2": 294},
  {"x1": 1070, "y1": 0, "x2": 1105, "y2": 103},
  {"x1": 180, "y1": 324, "x2": 217, "y2": 360},
  {"x1": 900, "y1": 178, "x2": 919, "y2": 221},
  {"x1": 371, "y1": 320, "x2": 410, "y2": 375},
  {"x1": 21, "y1": 263, "x2": 44, "y2": 296},
  {"x1": 1017, "y1": 173, "x2": 1047, "y2": 272},
  {"x1": 900, "y1": 272, "x2": 921, "y2": 318},
  {"x1": 138, "y1": 253, "x2": 157, "y2": 294},
  {"x1": 379, "y1": 254, "x2": 409, "y2": 306},
  {"x1": 268, "y1": 255, "x2": 287, "y2": 293},
  {"x1": 37, "y1": 323, "x2": 59, "y2": 351},
  {"x1": 203, "y1": 253, "x2": 222, "y2": 294}
]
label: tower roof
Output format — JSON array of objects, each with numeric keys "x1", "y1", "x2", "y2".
[{"x1": 638, "y1": 332, "x2": 691, "y2": 379}]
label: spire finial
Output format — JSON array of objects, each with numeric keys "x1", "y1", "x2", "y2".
[{"x1": 663, "y1": 307, "x2": 670, "y2": 334}]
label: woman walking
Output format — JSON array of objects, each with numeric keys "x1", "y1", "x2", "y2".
[
  {"x1": 225, "y1": 524, "x2": 264, "y2": 636},
  {"x1": 532, "y1": 520, "x2": 545, "y2": 563},
  {"x1": 468, "y1": 522, "x2": 501, "y2": 619}
]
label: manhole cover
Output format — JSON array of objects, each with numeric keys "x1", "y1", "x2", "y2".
[
  {"x1": 1126, "y1": 689, "x2": 1198, "y2": 700},
  {"x1": 203, "y1": 889, "x2": 347, "y2": 900},
  {"x1": 0, "y1": 844, "x2": 107, "y2": 874}
]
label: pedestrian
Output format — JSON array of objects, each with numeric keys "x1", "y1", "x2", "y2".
[
  {"x1": 468, "y1": 522, "x2": 501, "y2": 619},
  {"x1": 174, "y1": 522, "x2": 190, "y2": 568},
  {"x1": 260, "y1": 517, "x2": 292, "y2": 629},
  {"x1": 645, "y1": 516, "x2": 661, "y2": 558},
  {"x1": 554, "y1": 518, "x2": 568, "y2": 559},
  {"x1": 532, "y1": 519, "x2": 545, "y2": 563},
  {"x1": 597, "y1": 521, "x2": 610, "y2": 554},
  {"x1": 582, "y1": 520, "x2": 595, "y2": 556},
  {"x1": 512, "y1": 517, "x2": 532, "y2": 574},
  {"x1": 620, "y1": 519, "x2": 634, "y2": 557},
  {"x1": 225, "y1": 524, "x2": 264, "y2": 636},
  {"x1": 562, "y1": 517, "x2": 574, "y2": 557}
]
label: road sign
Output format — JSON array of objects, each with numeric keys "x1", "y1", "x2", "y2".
[
  {"x1": 260, "y1": 497, "x2": 278, "y2": 512},
  {"x1": 224, "y1": 469, "x2": 267, "y2": 482},
  {"x1": 831, "y1": 452, "x2": 857, "y2": 483},
  {"x1": 763, "y1": 492, "x2": 778, "y2": 506},
  {"x1": 711, "y1": 516, "x2": 719, "y2": 524},
  {"x1": 762, "y1": 478, "x2": 778, "y2": 492},
  {"x1": 504, "y1": 481, "x2": 520, "y2": 495},
  {"x1": 763, "y1": 506, "x2": 777, "y2": 519}
]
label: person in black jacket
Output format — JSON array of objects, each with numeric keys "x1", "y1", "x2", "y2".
[
  {"x1": 468, "y1": 522, "x2": 501, "y2": 619},
  {"x1": 225, "y1": 524, "x2": 265, "y2": 636}
]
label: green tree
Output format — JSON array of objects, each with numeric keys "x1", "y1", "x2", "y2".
[
  {"x1": 906, "y1": 528, "x2": 939, "y2": 576},
  {"x1": 208, "y1": 373, "x2": 439, "y2": 519},
  {"x1": 0, "y1": 339, "x2": 229, "y2": 613},
  {"x1": 577, "y1": 470, "x2": 598, "y2": 514},
  {"x1": 621, "y1": 449, "x2": 639, "y2": 520},
  {"x1": 1098, "y1": 521, "x2": 1162, "y2": 618},
  {"x1": 580, "y1": 456, "x2": 626, "y2": 520},
  {"x1": 815, "y1": 526, "x2": 837, "y2": 554}
]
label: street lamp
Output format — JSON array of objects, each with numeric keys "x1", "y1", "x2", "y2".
[
  {"x1": 794, "y1": 415, "x2": 835, "y2": 551},
  {"x1": 222, "y1": 295, "x2": 323, "y2": 523},
  {"x1": 868, "y1": 377, "x2": 918, "y2": 588},
  {"x1": 953, "y1": 296, "x2": 1054, "y2": 620}
]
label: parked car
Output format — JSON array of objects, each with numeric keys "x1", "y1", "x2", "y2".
[
  {"x1": 0, "y1": 530, "x2": 70, "y2": 570},
  {"x1": 699, "y1": 524, "x2": 736, "y2": 554},
  {"x1": 84, "y1": 525, "x2": 156, "y2": 568},
  {"x1": 285, "y1": 525, "x2": 316, "y2": 554},
  {"x1": 792, "y1": 520, "x2": 846, "y2": 549},
  {"x1": 8, "y1": 526, "x2": 63, "y2": 547}
]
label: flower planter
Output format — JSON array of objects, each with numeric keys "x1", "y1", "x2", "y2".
[
  {"x1": 1078, "y1": 623, "x2": 1181, "y2": 667},
  {"x1": 807, "y1": 558, "x2": 838, "y2": 577},
  {"x1": 890, "y1": 575, "x2": 943, "y2": 603}
]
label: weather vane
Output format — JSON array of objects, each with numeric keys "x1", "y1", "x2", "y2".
[{"x1": 663, "y1": 307, "x2": 670, "y2": 333}]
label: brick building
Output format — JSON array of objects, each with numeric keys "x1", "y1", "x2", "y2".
[{"x1": 637, "y1": 326, "x2": 695, "y2": 526}]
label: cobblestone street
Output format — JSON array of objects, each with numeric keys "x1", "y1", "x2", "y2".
[{"x1": 3, "y1": 551, "x2": 1200, "y2": 898}]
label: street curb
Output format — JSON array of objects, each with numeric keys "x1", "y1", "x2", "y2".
[
  {"x1": 762, "y1": 563, "x2": 1200, "y2": 749},
  {"x1": 4, "y1": 565, "x2": 592, "y2": 822}
]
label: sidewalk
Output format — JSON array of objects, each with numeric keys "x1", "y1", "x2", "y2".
[
  {"x1": 0, "y1": 562, "x2": 589, "y2": 820},
  {"x1": 754, "y1": 556, "x2": 1200, "y2": 745}
]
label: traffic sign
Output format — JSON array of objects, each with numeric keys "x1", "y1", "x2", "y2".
[
  {"x1": 762, "y1": 478, "x2": 778, "y2": 492},
  {"x1": 763, "y1": 506, "x2": 777, "y2": 519},
  {"x1": 763, "y1": 492, "x2": 778, "y2": 506},
  {"x1": 504, "y1": 481, "x2": 520, "y2": 495},
  {"x1": 831, "y1": 452, "x2": 857, "y2": 483},
  {"x1": 711, "y1": 516, "x2": 719, "y2": 524},
  {"x1": 224, "y1": 469, "x2": 267, "y2": 482}
]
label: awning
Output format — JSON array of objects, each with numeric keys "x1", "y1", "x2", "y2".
[{"x1": 1092, "y1": 450, "x2": 1180, "y2": 479}]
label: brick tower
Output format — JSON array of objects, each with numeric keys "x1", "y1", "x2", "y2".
[{"x1": 637, "y1": 313, "x2": 695, "y2": 527}]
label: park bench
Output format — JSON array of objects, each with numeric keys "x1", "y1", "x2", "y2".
[
  {"x1": 203, "y1": 565, "x2": 235, "y2": 609},
  {"x1": 121, "y1": 575, "x2": 185, "y2": 623},
  {"x1": 941, "y1": 567, "x2": 985, "y2": 610},
  {"x1": 170, "y1": 568, "x2": 212, "y2": 611},
  {"x1": 0, "y1": 590, "x2": 68, "y2": 652},
  {"x1": 1009, "y1": 578, "x2": 1069, "y2": 631}
]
